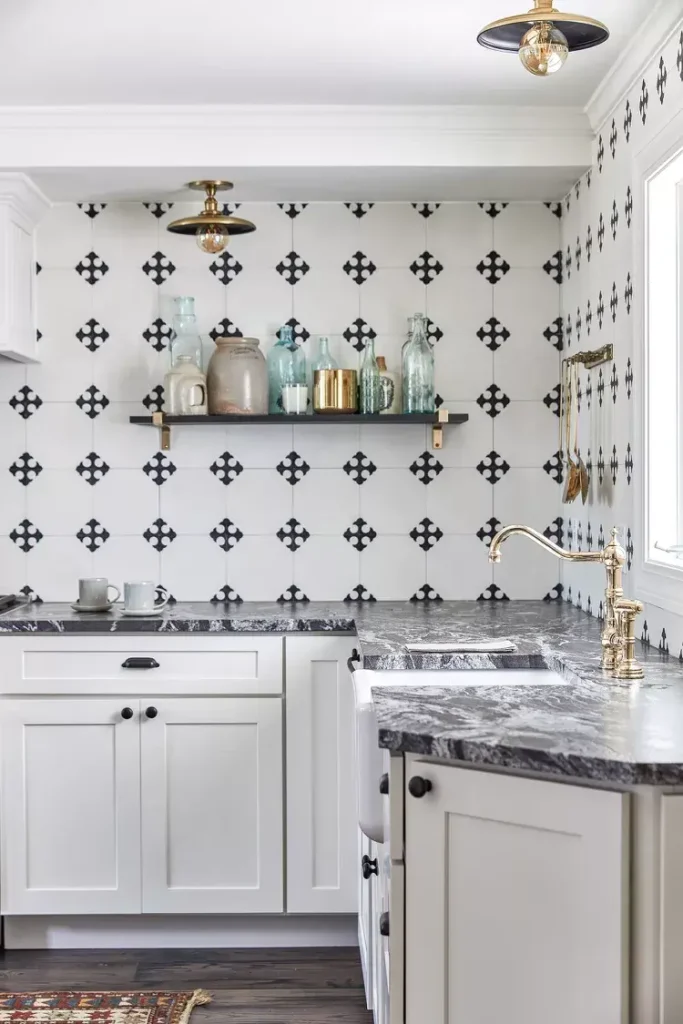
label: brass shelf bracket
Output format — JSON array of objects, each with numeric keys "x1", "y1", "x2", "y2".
[
  {"x1": 432, "y1": 409, "x2": 450, "y2": 450},
  {"x1": 152, "y1": 411, "x2": 171, "y2": 450},
  {"x1": 565, "y1": 343, "x2": 614, "y2": 370}
]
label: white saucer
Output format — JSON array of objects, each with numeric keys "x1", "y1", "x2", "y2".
[
  {"x1": 119, "y1": 606, "x2": 167, "y2": 617},
  {"x1": 71, "y1": 601, "x2": 115, "y2": 613}
]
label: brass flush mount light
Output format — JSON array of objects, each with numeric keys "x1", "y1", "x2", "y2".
[
  {"x1": 166, "y1": 180, "x2": 256, "y2": 254},
  {"x1": 478, "y1": 0, "x2": 609, "y2": 77}
]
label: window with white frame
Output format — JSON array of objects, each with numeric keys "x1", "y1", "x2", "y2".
[{"x1": 639, "y1": 127, "x2": 683, "y2": 610}]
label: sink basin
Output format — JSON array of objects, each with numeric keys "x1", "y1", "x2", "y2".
[{"x1": 353, "y1": 668, "x2": 566, "y2": 843}]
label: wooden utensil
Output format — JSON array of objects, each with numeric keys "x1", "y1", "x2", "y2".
[
  {"x1": 562, "y1": 362, "x2": 582, "y2": 504},
  {"x1": 572, "y1": 364, "x2": 590, "y2": 503}
]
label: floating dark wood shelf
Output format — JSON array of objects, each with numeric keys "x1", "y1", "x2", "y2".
[{"x1": 129, "y1": 411, "x2": 468, "y2": 451}]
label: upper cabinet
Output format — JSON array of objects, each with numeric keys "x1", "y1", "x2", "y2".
[{"x1": 0, "y1": 173, "x2": 50, "y2": 363}]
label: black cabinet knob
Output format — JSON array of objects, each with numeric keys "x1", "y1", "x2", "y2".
[
  {"x1": 361, "y1": 855, "x2": 378, "y2": 879},
  {"x1": 145, "y1": 706, "x2": 158, "y2": 719},
  {"x1": 121, "y1": 657, "x2": 160, "y2": 670},
  {"x1": 379, "y1": 772, "x2": 389, "y2": 795},
  {"x1": 408, "y1": 775, "x2": 432, "y2": 798},
  {"x1": 120, "y1": 707, "x2": 134, "y2": 720},
  {"x1": 379, "y1": 912, "x2": 390, "y2": 937}
]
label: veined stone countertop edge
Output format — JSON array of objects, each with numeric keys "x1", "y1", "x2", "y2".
[{"x1": 2, "y1": 599, "x2": 683, "y2": 783}]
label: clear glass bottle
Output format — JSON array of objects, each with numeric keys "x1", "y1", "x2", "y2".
[
  {"x1": 267, "y1": 325, "x2": 307, "y2": 414},
  {"x1": 359, "y1": 337, "x2": 381, "y2": 414},
  {"x1": 169, "y1": 296, "x2": 203, "y2": 370},
  {"x1": 311, "y1": 336, "x2": 338, "y2": 374},
  {"x1": 402, "y1": 314, "x2": 435, "y2": 413}
]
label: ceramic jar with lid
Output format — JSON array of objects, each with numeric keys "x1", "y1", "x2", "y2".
[{"x1": 207, "y1": 337, "x2": 268, "y2": 415}]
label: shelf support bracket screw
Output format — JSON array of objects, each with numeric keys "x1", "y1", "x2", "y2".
[{"x1": 152, "y1": 411, "x2": 171, "y2": 450}]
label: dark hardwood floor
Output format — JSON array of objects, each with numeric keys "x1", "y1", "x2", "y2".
[{"x1": 0, "y1": 948, "x2": 372, "y2": 1024}]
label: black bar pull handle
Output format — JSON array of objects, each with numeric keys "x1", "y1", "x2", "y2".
[{"x1": 121, "y1": 657, "x2": 160, "y2": 670}]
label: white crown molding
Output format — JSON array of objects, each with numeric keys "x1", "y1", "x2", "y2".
[
  {"x1": 585, "y1": 1, "x2": 683, "y2": 132},
  {"x1": 0, "y1": 104, "x2": 592, "y2": 172},
  {"x1": 0, "y1": 172, "x2": 50, "y2": 223}
]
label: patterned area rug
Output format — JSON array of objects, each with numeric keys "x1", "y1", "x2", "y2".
[{"x1": 0, "y1": 992, "x2": 211, "y2": 1024}]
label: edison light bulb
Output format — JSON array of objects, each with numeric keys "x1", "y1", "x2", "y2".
[
  {"x1": 519, "y1": 22, "x2": 568, "y2": 76},
  {"x1": 196, "y1": 224, "x2": 229, "y2": 254}
]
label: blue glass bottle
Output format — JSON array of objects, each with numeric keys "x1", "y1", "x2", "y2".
[
  {"x1": 267, "y1": 326, "x2": 307, "y2": 414},
  {"x1": 402, "y1": 314, "x2": 434, "y2": 413},
  {"x1": 169, "y1": 296, "x2": 203, "y2": 370}
]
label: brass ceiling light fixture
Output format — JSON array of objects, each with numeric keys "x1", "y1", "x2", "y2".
[
  {"x1": 477, "y1": 0, "x2": 609, "y2": 77},
  {"x1": 166, "y1": 180, "x2": 256, "y2": 255}
]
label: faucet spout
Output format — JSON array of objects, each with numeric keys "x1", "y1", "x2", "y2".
[{"x1": 488, "y1": 524, "x2": 602, "y2": 565}]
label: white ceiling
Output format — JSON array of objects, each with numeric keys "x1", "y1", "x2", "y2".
[{"x1": 0, "y1": 0, "x2": 653, "y2": 107}]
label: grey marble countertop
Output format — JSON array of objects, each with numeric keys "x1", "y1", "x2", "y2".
[{"x1": 2, "y1": 599, "x2": 683, "y2": 783}]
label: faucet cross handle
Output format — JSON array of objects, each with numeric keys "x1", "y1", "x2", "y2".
[{"x1": 613, "y1": 598, "x2": 645, "y2": 681}]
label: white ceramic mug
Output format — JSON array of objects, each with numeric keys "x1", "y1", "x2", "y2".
[
  {"x1": 79, "y1": 577, "x2": 120, "y2": 608},
  {"x1": 282, "y1": 383, "x2": 308, "y2": 414},
  {"x1": 123, "y1": 581, "x2": 169, "y2": 613}
]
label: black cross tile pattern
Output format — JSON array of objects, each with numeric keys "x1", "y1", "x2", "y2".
[
  {"x1": 625, "y1": 186, "x2": 633, "y2": 228},
  {"x1": 278, "y1": 203, "x2": 308, "y2": 218},
  {"x1": 575, "y1": 237, "x2": 582, "y2": 272},
  {"x1": 143, "y1": 452, "x2": 177, "y2": 485},
  {"x1": 626, "y1": 529, "x2": 634, "y2": 570},
  {"x1": 476, "y1": 451, "x2": 510, "y2": 485},
  {"x1": 409, "y1": 451, "x2": 443, "y2": 484},
  {"x1": 142, "y1": 251, "x2": 175, "y2": 285},
  {"x1": 143, "y1": 318, "x2": 173, "y2": 351},
  {"x1": 344, "y1": 203, "x2": 374, "y2": 218},
  {"x1": 278, "y1": 318, "x2": 310, "y2": 343},
  {"x1": 412, "y1": 203, "x2": 441, "y2": 218},
  {"x1": 544, "y1": 584, "x2": 564, "y2": 602},
  {"x1": 424, "y1": 318, "x2": 443, "y2": 343},
  {"x1": 610, "y1": 282, "x2": 619, "y2": 322},
  {"x1": 220, "y1": 203, "x2": 241, "y2": 216},
  {"x1": 609, "y1": 118, "x2": 618, "y2": 159},
  {"x1": 543, "y1": 318, "x2": 563, "y2": 351},
  {"x1": 343, "y1": 518, "x2": 377, "y2": 550},
  {"x1": 9, "y1": 452, "x2": 42, "y2": 486},
  {"x1": 343, "y1": 452, "x2": 377, "y2": 484},
  {"x1": 278, "y1": 586, "x2": 309, "y2": 603},
  {"x1": 343, "y1": 251, "x2": 376, "y2": 284},
  {"x1": 477, "y1": 317, "x2": 510, "y2": 351},
  {"x1": 624, "y1": 99, "x2": 632, "y2": 142},
  {"x1": 543, "y1": 518, "x2": 564, "y2": 547},
  {"x1": 78, "y1": 203, "x2": 106, "y2": 218},
  {"x1": 410, "y1": 252, "x2": 443, "y2": 284},
  {"x1": 544, "y1": 202, "x2": 562, "y2": 219},
  {"x1": 10, "y1": 386, "x2": 42, "y2": 419},
  {"x1": 476, "y1": 517, "x2": 502, "y2": 547},
  {"x1": 542, "y1": 251, "x2": 563, "y2": 284},
  {"x1": 610, "y1": 200, "x2": 619, "y2": 241},
  {"x1": 76, "y1": 385, "x2": 110, "y2": 419},
  {"x1": 144, "y1": 202, "x2": 173, "y2": 218},
  {"x1": 565, "y1": 245, "x2": 572, "y2": 280},
  {"x1": 476, "y1": 251, "x2": 510, "y2": 284},
  {"x1": 277, "y1": 518, "x2": 310, "y2": 550},
  {"x1": 210, "y1": 452, "x2": 244, "y2": 485},
  {"x1": 597, "y1": 134, "x2": 605, "y2": 173},
  {"x1": 345, "y1": 585, "x2": 376, "y2": 602},
  {"x1": 543, "y1": 451, "x2": 563, "y2": 483},
  {"x1": 543, "y1": 385, "x2": 561, "y2": 418},
  {"x1": 657, "y1": 56, "x2": 668, "y2": 104},
  {"x1": 597, "y1": 293, "x2": 605, "y2": 330},
  {"x1": 625, "y1": 273, "x2": 633, "y2": 314},
  {"x1": 409, "y1": 518, "x2": 443, "y2": 550},
  {"x1": 76, "y1": 251, "x2": 109, "y2": 285},
  {"x1": 585, "y1": 225, "x2": 593, "y2": 262},
  {"x1": 210, "y1": 518, "x2": 243, "y2": 551},
  {"x1": 598, "y1": 213, "x2": 605, "y2": 251},
  {"x1": 18, "y1": 585, "x2": 42, "y2": 604},
  {"x1": 478, "y1": 202, "x2": 508, "y2": 218},
  {"x1": 678, "y1": 31, "x2": 683, "y2": 81},
  {"x1": 212, "y1": 586, "x2": 243, "y2": 603},
  {"x1": 625, "y1": 358, "x2": 634, "y2": 398},
  {"x1": 77, "y1": 518, "x2": 110, "y2": 551},
  {"x1": 210, "y1": 252, "x2": 243, "y2": 285},
  {"x1": 477, "y1": 584, "x2": 509, "y2": 602},
  {"x1": 276, "y1": 251, "x2": 310, "y2": 284},
  {"x1": 142, "y1": 385, "x2": 165, "y2": 412},
  {"x1": 610, "y1": 445, "x2": 619, "y2": 486},
  {"x1": 210, "y1": 318, "x2": 242, "y2": 340},
  {"x1": 76, "y1": 452, "x2": 110, "y2": 486},
  {"x1": 640, "y1": 79, "x2": 649, "y2": 124},
  {"x1": 625, "y1": 444, "x2": 634, "y2": 485},
  {"x1": 276, "y1": 452, "x2": 310, "y2": 485},
  {"x1": 76, "y1": 318, "x2": 109, "y2": 351},
  {"x1": 585, "y1": 299, "x2": 592, "y2": 336},
  {"x1": 10, "y1": 519, "x2": 43, "y2": 551},
  {"x1": 343, "y1": 318, "x2": 376, "y2": 352},
  {"x1": 144, "y1": 518, "x2": 177, "y2": 551},
  {"x1": 476, "y1": 385, "x2": 510, "y2": 418},
  {"x1": 410, "y1": 585, "x2": 443, "y2": 602}
]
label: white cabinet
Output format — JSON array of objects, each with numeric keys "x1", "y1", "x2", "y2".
[
  {"x1": 0, "y1": 699, "x2": 141, "y2": 914},
  {"x1": 0, "y1": 174, "x2": 49, "y2": 363},
  {"x1": 404, "y1": 759, "x2": 629, "y2": 1024},
  {"x1": 141, "y1": 697, "x2": 283, "y2": 914},
  {"x1": 285, "y1": 636, "x2": 357, "y2": 913}
]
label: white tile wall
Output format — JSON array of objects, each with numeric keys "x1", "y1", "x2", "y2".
[
  {"x1": 0, "y1": 199, "x2": 562, "y2": 602},
  {"x1": 561, "y1": 18, "x2": 683, "y2": 654}
]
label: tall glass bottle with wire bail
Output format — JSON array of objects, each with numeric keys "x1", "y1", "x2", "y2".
[{"x1": 402, "y1": 313, "x2": 435, "y2": 414}]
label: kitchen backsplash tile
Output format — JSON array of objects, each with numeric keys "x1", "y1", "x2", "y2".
[{"x1": 0, "y1": 200, "x2": 561, "y2": 601}]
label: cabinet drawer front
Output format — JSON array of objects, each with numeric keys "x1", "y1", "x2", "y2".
[{"x1": 0, "y1": 636, "x2": 283, "y2": 694}]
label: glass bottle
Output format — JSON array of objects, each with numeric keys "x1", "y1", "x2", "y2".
[
  {"x1": 169, "y1": 296, "x2": 203, "y2": 370},
  {"x1": 402, "y1": 314, "x2": 435, "y2": 414},
  {"x1": 359, "y1": 337, "x2": 381, "y2": 414},
  {"x1": 311, "y1": 336, "x2": 338, "y2": 374},
  {"x1": 267, "y1": 325, "x2": 307, "y2": 414}
]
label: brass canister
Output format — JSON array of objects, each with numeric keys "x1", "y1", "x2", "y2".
[{"x1": 313, "y1": 369, "x2": 358, "y2": 413}]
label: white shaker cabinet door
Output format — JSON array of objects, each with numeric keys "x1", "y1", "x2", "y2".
[
  {"x1": 405, "y1": 760, "x2": 629, "y2": 1024},
  {"x1": 0, "y1": 699, "x2": 142, "y2": 914},
  {"x1": 285, "y1": 636, "x2": 358, "y2": 913},
  {"x1": 140, "y1": 697, "x2": 283, "y2": 913}
]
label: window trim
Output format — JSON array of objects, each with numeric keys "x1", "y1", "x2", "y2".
[{"x1": 634, "y1": 107, "x2": 683, "y2": 617}]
